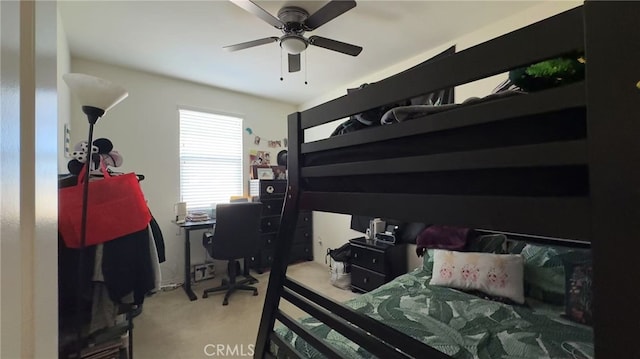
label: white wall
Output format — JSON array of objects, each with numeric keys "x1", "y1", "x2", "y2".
[
  {"x1": 305, "y1": 1, "x2": 581, "y2": 269},
  {"x1": 58, "y1": 7, "x2": 71, "y2": 173},
  {"x1": 68, "y1": 58, "x2": 296, "y2": 285}
]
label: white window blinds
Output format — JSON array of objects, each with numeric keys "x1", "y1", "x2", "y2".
[{"x1": 179, "y1": 108, "x2": 243, "y2": 210}]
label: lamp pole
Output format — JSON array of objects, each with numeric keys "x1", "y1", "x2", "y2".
[
  {"x1": 75, "y1": 105, "x2": 105, "y2": 359},
  {"x1": 79, "y1": 106, "x2": 104, "y2": 249}
]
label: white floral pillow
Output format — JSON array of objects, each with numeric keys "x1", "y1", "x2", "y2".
[{"x1": 429, "y1": 249, "x2": 525, "y2": 304}]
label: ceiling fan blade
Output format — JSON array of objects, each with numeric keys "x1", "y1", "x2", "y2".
[
  {"x1": 308, "y1": 36, "x2": 362, "y2": 56},
  {"x1": 229, "y1": 0, "x2": 284, "y2": 29},
  {"x1": 288, "y1": 54, "x2": 301, "y2": 73},
  {"x1": 304, "y1": 0, "x2": 356, "y2": 30},
  {"x1": 223, "y1": 37, "x2": 279, "y2": 52}
]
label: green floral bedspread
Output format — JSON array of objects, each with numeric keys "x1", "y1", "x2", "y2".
[{"x1": 274, "y1": 269, "x2": 593, "y2": 359}]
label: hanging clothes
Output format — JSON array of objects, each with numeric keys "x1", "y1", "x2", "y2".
[
  {"x1": 101, "y1": 228, "x2": 155, "y2": 304},
  {"x1": 149, "y1": 215, "x2": 166, "y2": 263}
]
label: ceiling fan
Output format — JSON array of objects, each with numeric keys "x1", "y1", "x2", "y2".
[{"x1": 224, "y1": 0, "x2": 363, "y2": 73}]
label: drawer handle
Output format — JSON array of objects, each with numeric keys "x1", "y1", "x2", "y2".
[
  {"x1": 267, "y1": 222, "x2": 271, "y2": 226},
  {"x1": 304, "y1": 233, "x2": 309, "y2": 238},
  {"x1": 267, "y1": 239, "x2": 272, "y2": 244},
  {"x1": 267, "y1": 205, "x2": 272, "y2": 210},
  {"x1": 363, "y1": 277, "x2": 369, "y2": 284},
  {"x1": 354, "y1": 253, "x2": 358, "y2": 259},
  {"x1": 372, "y1": 258, "x2": 377, "y2": 264}
]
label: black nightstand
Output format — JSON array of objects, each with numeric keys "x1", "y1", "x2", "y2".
[{"x1": 349, "y1": 237, "x2": 407, "y2": 293}]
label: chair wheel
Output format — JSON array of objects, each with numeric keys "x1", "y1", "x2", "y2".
[
  {"x1": 202, "y1": 293, "x2": 208, "y2": 298},
  {"x1": 253, "y1": 290, "x2": 258, "y2": 296},
  {"x1": 223, "y1": 299, "x2": 229, "y2": 306}
]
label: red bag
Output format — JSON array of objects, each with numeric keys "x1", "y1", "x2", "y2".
[{"x1": 59, "y1": 162, "x2": 151, "y2": 248}]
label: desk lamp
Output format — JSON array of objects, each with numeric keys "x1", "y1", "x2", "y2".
[{"x1": 63, "y1": 73, "x2": 128, "y2": 356}]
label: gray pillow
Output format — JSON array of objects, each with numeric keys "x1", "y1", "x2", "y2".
[{"x1": 519, "y1": 244, "x2": 591, "y2": 305}]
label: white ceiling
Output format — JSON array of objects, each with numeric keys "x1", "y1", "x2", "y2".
[{"x1": 58, "y1": 1, "x2": 540, "y2": 106}]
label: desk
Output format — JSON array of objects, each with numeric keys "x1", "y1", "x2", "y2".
[
  {"x1": 178, "y1": 220, "x2": 216, "y2": 301},
  {"x1": 177, "y1": 219, "x2": 258, "y2": 301}
]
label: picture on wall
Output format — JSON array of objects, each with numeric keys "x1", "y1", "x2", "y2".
[{"x1": 249, "y1": 150, "x2": 271, "y2": 166}]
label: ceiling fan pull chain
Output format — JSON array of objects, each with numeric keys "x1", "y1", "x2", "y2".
[
  {"x1": 280, "y1": 47, "x2": 284, "y2": 81},
  {"x1": 304, "y1": 52, "x2": 308, "y2": 85}
]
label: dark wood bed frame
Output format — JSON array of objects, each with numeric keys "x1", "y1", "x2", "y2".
[{"x1": 255, "y1": 2, "x2": 640, "y2": 358}]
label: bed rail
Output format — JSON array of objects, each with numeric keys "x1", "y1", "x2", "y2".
[
  {"x1": 301, "y1": 82, "x2": 585, "y2": 155},
  {"x1": 262, "y1": 277, "x2": 452, "y2": 359}
]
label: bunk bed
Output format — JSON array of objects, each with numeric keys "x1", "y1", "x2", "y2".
[{"x1": 255, "y1": 2, "x2": 640, "y2": 358}]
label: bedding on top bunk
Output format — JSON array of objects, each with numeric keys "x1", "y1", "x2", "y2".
[
  {"x1": 379, "y1": 89, "x2": 523, "y2": 125},
  {"x1": 330, "y1": 52, "x2": 584, "y2": 137},
  {"x1": 329, "y1": 84, "x2": 523, "y2": 137},
  {"x1": 273, "y1": 267, "x2": 593, "y2": 359}
]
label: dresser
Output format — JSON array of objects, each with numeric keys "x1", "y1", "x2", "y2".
[
  {"x1": 249, "y1": 179, "x2": 313, "y2": 273},
  {"x1": 348, "y1": 237, "x2": 407, "y2": 293}
]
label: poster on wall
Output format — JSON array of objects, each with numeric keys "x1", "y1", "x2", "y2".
[{"x1": 249, "y1": 150, "x2": 271, "y2": 166}]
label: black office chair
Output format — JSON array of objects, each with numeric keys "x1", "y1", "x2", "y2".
[{"x1": 201, "y1": 202, "x2": 263, "y2": 305}]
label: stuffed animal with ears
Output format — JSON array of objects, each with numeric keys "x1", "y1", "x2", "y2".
[{"x1": 67, "y1": 138, "x2": 123, "y2": 175}]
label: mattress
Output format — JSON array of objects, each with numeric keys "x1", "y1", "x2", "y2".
[{"x1": 273, "y1": 268, "x2": 593, "y2": 358}]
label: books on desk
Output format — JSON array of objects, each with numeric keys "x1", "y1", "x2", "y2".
[{"x1": 186, "y1": 211, "x2": 210, "y2": 222}]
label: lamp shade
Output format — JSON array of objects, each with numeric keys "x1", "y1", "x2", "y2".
[
  {"x1": 63, "y1": 73, "x2": 128, "y2": 113},
  {"x1": 280, "y1": 35, "x2": 307, "y2": 55}
]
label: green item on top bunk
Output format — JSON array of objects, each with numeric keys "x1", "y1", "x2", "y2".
[
  {"x1": 509, "y1": 53, "x2": 585, "y2": 92},
  {"x1": 273, "y1": 268, "x2": 593, "y2": 359}
]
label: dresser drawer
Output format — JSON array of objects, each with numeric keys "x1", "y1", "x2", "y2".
[
  {"x1": 251, "y1": 249, "x2": 274, "y2": 268},
  {"x1": 351, "y1": 245, "x2": 386, "y2": 273},
  {"x1": 251, "y1": 179, "x2": 287, "y2": 199},
  {"x1": 261, "y1": 233, "x2": 276, "y2": 249},
  {"x1": 290, "y1": 243, "x2": 313, "y2": 262},
  {"x1": 351, "y1": 266, "x2": 386, "y2": 293},
  {"x1": 261, "y1": 199, "x2": 284, "y2": 217},
  {"x1": 293, "y1": 227, "x2": 311, "y2": 245},
  {"x1": 260, "y1": 216, "x2": 280, "y2": 233},
  {"x1": 297, "y1": 211, "x2": 312, "y2": 227}
]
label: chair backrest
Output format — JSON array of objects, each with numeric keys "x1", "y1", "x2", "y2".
[{"x1": 209, "y1": 202, "x2": 263, "y2": 260}]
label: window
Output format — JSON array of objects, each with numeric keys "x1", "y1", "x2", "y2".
[{"x1": 179, "y1": 108, "x2": 243, "y2": 211}]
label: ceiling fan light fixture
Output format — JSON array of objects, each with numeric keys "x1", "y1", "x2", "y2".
[{"x1": 280, "y1": 35, "x2": 307, "y2": 55}]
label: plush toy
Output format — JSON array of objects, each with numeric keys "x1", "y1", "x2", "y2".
[
  {"x1": 509, "y1": 52, "x2": 585, "y2": 92},
  {"x1": 67, "y1": 138, "x2": 123, "y2": 175}
]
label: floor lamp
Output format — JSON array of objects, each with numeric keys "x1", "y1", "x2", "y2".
[{"x1": 63, "y1": 73, "x2": 128, "y2": 357}]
